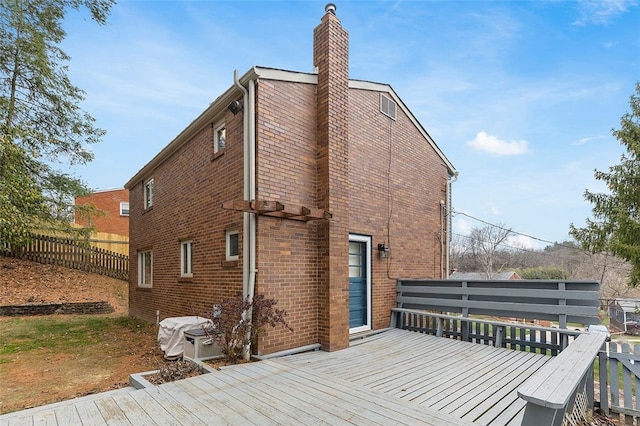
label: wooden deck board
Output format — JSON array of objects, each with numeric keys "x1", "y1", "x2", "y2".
[
  {"x1": 280, "y1": 328, "x2": 552, "y2": 425},
  {"x1": 128, "y1": 387, "x2": 206, "y2": 426},
  {"x1": 72, "y1": 400, "x2": 108, "y2": 426},
  {"x1": 93, "y1": 397, "x2": 132, "y2": 426},
  {"x1": 31, "y1": 410, "x2": 57, "y2": 425},
  {"x1": 214, "y1": 363, "x2": 360, "y2": 425},
  {"x1": 388, "y1": 345, "x2": 515, "y2": 401},
  {"x1": 125, "y1": 390, "x2": 186, "y2": 426},
  {"x1": 264, "y1": 359, "x2": 473, "y2": 425},
  {"x1": 456, "y1": 355, "x2": 551, "y2": 422},
  {"x1": 231, "y1": 363, "x2": 379, "y2": 425},
  {"x1": 49, "y1": 404, "x2": 82, "y2": 425},
  {"x1": 1, "y1": 328, "x2": 557, "y2": 426},
  {"x1": 110, "y1": 393, "x2": 160, "y2": 425},
  {"x1": 416, "y1": 350, "x2": 538, "y2": 407},
  {"x1": 193, "y1": 371, "x2": 330, "y2": 426},
  {"x1": 169, "y1": 378, "x2": 256, "y2": 424}
]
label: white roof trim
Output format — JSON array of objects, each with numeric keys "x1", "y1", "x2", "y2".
[{"x1": 126, "y1": 67, "x2": 456, "y2": 188}]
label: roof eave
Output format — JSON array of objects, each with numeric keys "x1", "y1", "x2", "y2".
[{"x1": 125, "y1": 67, "x2": 457, "y2": 189}]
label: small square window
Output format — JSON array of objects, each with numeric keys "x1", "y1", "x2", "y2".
[
  {"x1": 120, "y1": 202, "x2": 130, "y2": 216},
  {"x1": 214, "y1": 122, "x2": 226, "y2": 153},
  {"x1": 144, "y1": 179, "x2": 154, "y2": 209},
  {"x1": 226, "y1": 230, "x2": 239, "y2": 261},
  {"x1": 138, "y1": 250, "x2": 152, "y2": 287},
  {"x1": 180, "y1": 240, "x2": 193, "y2": 277}
]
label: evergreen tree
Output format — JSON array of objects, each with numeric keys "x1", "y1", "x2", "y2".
[
  {"x1": 0, "y1": 0, "x2": 114, "y2": 246},
  {"x1": 571, "y1": 83, "x2": 640, "y2": 286}
]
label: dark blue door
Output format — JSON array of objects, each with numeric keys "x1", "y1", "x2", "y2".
[{"x1": 349, "y1": 241, "x2": 367, "y2": 328}]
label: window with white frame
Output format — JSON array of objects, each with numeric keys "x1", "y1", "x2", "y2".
[
  {"x1": 214, "y1": 122, "x2": 226, "y2": 153},
  {"x1": 144, "y1": 179, "x2": 154, "y2": 209},
  {"x1": 138, "y1": 250, "x2": 152, "y2": 287},
  {"x1": 180, "y1": 240, "x2": 193, "y2": 277},
  {"x1": 226, "y1": 230, "x2": 239, "y2": 261},
  {"x1": 120, "y1": 202, "x2": 130, "y2": 216}
]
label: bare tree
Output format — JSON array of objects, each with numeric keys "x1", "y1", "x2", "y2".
[{"x1": 468, "y1": 224, "x2": 513, "y2": 278}]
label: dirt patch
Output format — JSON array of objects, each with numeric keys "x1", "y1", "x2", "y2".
[
  {"x1": 0, "y1": 256, "x2": 166, "y2": 414},
  {"x1": 0, "y1": 318, "x2": 163, "y2": 413},
  {"x1": 0, "y1": 256, "x2": 128, "y2": 315}
]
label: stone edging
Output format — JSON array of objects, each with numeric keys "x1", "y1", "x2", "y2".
[{"x1": 0, "y1": 301, "x2": 114, "y2": 316}]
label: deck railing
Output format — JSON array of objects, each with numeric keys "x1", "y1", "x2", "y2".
[
  {"x1": 1, "y1": 233, "x2": 129, "y2": 281},
  {"x1": 395, "y1": 278, "x2": 604, "y2": 425},
  {"x1": 397, "y1": 278, "x2": 602, "y2": 329},
  {"x1": 597, "y1": 342, "x2": 640, "y2": 424},
  {"x1": 391, "y1": 308, "x2": 581, "y2": 354}
]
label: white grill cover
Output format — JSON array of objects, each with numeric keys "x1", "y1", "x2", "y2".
[{"x1": 157, "y1": 316, "x2": 212, "y2": 358}]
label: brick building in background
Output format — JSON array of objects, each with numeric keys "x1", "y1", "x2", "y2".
[
  {"x1": 125, "y1": 5, "x2": 456, "y2": 355},
  {"x1": 75, "y1": 188, "x2": 129, "y2": 237}
]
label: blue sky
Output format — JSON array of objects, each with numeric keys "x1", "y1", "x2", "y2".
[{"x1": 61, "y1": 0, "x2": 639, "y2": 248}]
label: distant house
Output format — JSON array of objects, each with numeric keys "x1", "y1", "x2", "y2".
[
  {"x1": 124, "y1": 6, "x2": 456, "y2": 355},
  {"x1": 75, "y1": 188, "x2": 129, "y2": 237},
  {"x1": 609, "y1": 299, "x2": 640, "y2": 333},
  {"x1": 449, "y1": 271, "x2": 521, "y2": 281}
]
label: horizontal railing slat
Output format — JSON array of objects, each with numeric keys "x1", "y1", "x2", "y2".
[
  {"x1": 397, "y1": 278, "x2": 601, "y2": 326},
  {"x1": 397, "y1": 285, "x2": 600, "y2": 300},
  {"x1": 398, "y1": 296, "x2": 600, "y2": 316}
]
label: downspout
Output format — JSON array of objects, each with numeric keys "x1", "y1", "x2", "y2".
[
  {"x1": 234, "y1": 70, "x2": 256, "y2": 361},
  {"x1": 445, "y1": 171, "x2": 458, "y2": 278},
  {"x1": 248, "y1": 79, "x2": 257, "y2": 304},
  {"x1": 236, "y1": 70, "x2": 250, "y2": 300}
]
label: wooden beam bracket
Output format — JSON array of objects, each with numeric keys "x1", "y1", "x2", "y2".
[{"x1": 222, "y1": 199, "x2": 332, "y2": 222}]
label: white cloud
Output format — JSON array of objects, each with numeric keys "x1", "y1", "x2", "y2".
[
  {"x1": 465, "y1": 131, "x2": 530, "y2": 156},
  {"x1": 572, "y1": 0, "x2": 637, "y2": 26},
  {"x1": 453, "y1": 216, "x2": 473, "y2": 235},
  {"x1": 507, "y1": 235, "x2": 546, "y2": 250},
  {"x1": 570, "y1": 135, "x2": 607, "y2": 146}
]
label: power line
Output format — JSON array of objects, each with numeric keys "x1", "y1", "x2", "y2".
[
  {"x1": 450, "y1": 211, "x2": 631, "y2": 274},
  {"x1": 453, "y1": 210, "x2": 562, "y2": 247}
]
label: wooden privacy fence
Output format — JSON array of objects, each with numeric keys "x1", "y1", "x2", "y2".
[
  {"x1": 2, "y1": 234, "x2": 129, "y2": 281},
  {"x1": 397, "y1": 278, "x2": 602, "y2": 326},
  {"x1": 597, "y1": 342, "x2": 640, "y2": 425}
]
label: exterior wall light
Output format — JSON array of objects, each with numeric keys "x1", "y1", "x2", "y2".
[
  {"x1": 378, "y1": 243, "x2": 389, "y2": 259},
  {"x1": 228, "y1": 100, "x2": 243, "y2": 115}
]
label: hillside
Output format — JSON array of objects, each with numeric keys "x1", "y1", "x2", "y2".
[{"x1": 0, "y1": 256, "x2": 128, "y2": 314}]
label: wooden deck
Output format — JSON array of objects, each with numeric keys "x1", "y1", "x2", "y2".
[{"x1": 0, "y1": 328, "x2": 552, "y2": 425}]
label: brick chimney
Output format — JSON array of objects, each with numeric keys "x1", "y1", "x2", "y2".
[{"x1": 314, "y1": 3, "x2": 350, "y2": 351}]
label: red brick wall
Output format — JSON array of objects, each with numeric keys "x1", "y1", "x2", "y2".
[
  {"x1": 254, "y1": 79, "x2": 321, "y2": 354},
  {"x1": 253, "y1": 82, "x2": 449, "y2": 354},
  {"x1": 314, "y1": 8, "x2": 351, "y2": 352},
  {"x1": 75, "y1": 189, "x2": 129, "y2": 236},
  {"x1": 127, "y1": 9, "x2": 451, "y2": 356},
  {"x1": 128, "y1": 110, "x2": 245, "y2": 324},
  {"x1": 349, "y1": 89, "x2": 450, "y2": 331}
]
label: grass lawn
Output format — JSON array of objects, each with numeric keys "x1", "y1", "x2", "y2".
[{"x1": 0, "y1": 314, "x2": 162, "y2": 414}]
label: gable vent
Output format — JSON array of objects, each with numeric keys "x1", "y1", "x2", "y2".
[{"x1": 380, "y1": 94, "x2": 397, "y2": 120}]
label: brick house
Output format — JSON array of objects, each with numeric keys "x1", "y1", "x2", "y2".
[
  {"x1": 125, "y1": 5, "x2": 456, "y2": 355},
  {"x1": 75, "y1": 188, "x2": 129, "y2": 237}
]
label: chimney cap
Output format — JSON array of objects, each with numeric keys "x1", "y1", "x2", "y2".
[{"x1": 325, "y1": 3, "x2": 336, "y2": 15}]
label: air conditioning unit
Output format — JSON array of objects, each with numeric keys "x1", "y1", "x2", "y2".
[{"x1": 183, "y1": 328, "x2": 222, "y2": 360}]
